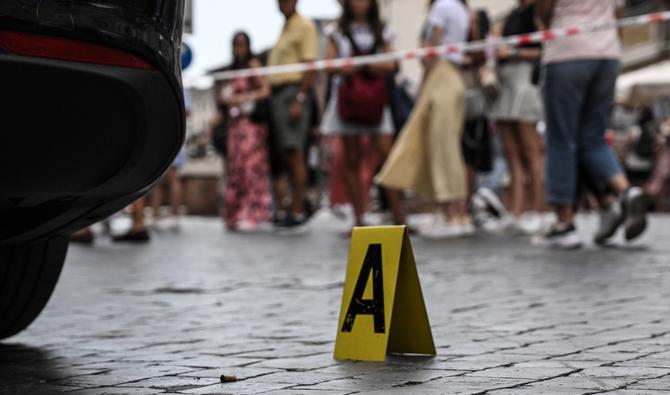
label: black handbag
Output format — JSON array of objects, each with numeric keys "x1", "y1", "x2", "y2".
[
  {"x1": 531, "y1": 58, "x2": 541, "y2": 86},
  {"x1": 387, "y1": 75, "x2": 414, "y2": 133},
  {"x1": 211, "y1": 117, "x2": 228, "y2": 157},
  {"x1": 462, "y1": 117, "x2": 493, "y2": 173},
  {"x1": 250, "y1": 99, "x2": 271, "y2": 124}
]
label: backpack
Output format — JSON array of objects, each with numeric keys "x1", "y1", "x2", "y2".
[{"x1": 337, "y1": 29, "x2": 388, "y2": 126}]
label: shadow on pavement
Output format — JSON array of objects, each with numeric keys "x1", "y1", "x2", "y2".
[{"x1": 0, "y1": 343, "x2": 72, "y2": 392}]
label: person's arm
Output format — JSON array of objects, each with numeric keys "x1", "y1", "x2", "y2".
[
  {"x1": 536, "y1": 0, "x2": 557, "y2": 29},
  {"x1": 423, "y1": 25, "x2": 444, "y2": 71},
  {"x1": 326, "y1": 36, "x2": 356, "y2": 76},
  {"x1": 517, "y1": 47, "x2": 542, "y2": 61},
  {"x1": 219, "y1": 83, "x2": 239, "y2": 106},
  {"x1": 289, "y1": 22, "x2": 318, "y2": 123},
  {"x1": 615, "y1": 2, "x2": 624, "y2": 38},
  {"x1": 201, "y1": 109, "x2": 224, "y2": 146},
  {"x1": 248, "y1": 58, "x2": 271, "y2": 101},
  {"x1": 368, "y1": 41, "x2": 399, "y2": 75},
  {"x1": 464, "y1": 10, "x2": 485, "y2": 66},
  {"x1": 423, "y1": 0, "x2": 453, "y2": 70}
]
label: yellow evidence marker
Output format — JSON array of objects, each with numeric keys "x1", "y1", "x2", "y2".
[{"x1": 334, "y1": 226, "x2": 436, "y2": 362}]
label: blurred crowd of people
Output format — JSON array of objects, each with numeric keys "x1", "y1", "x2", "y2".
[{"x1": 75, "y1": 0, "x2": 670, "y2": 250}]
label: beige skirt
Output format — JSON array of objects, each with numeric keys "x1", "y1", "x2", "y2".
[{"x1": 376, "y1": 61, "x2": 468, "y2": 203}]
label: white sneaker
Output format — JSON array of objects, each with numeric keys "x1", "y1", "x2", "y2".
[
  {"x1": 420, "y1": 218, "x2": 464, "y2": 240},
  {"x1": 162, "y1": 216, "x2": 181, "y2": 232},
  {"x1": 517, "y1": 212, "x2": 544, "y2": 235},
  {"x1": 457, "y1": 216, "x2": 476, "y2": 237},
  {"x1": 237, "y1": 220, "x2": 260, "y2": 233},
  {"x1": 459, "y1": 222, "x2": 476, "y2": 237},
  {"x1": 531, "y1": 223, "x2": 583, "y2": 250},
  {"x1": 477, "y1": 187, "x2": 508, "y2": 218},
  {"x1": 480, "y1": 217, "x2": 507, "y2": 234}
]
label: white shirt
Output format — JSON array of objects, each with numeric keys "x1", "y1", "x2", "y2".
[
  {"x1": 426, "y1": 0, "x2": 470, "y2": 65},
  {"x1": 543, "y1": 0, "x2": 621, "y2": 64},
  {"x1": 326, "y1": 22, "x2": 394, "y2": 58},
  {"x1": 325, "y1": 22, "x2": 395, "y2": 92}
]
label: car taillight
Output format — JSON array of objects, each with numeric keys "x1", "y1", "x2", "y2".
[{"x1": 0, "y1": 31, "x2": 152, "y2": 70}]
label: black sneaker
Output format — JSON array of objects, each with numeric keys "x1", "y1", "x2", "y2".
[
  {"x1": 594, "y1": 201, "x2": 624, "y2": 246},
  {"x1": 112, "y1": 229, "x2": 151, "y2": 243},
  {"x1": 70, "y1": 229, "x2": 95, "y2": 245},
  {"x1": 622, "y1": 187, "x2": 649, "y2": 241},
  {"x1": 272, "y1": 210, "x2": 288, "y2": 225},
  {"x1": 532, "y1": 223, "x2": 582, "y2": 250},
  {"x1": 275, "y1": 214, "x2": 310, "y2": 235}
]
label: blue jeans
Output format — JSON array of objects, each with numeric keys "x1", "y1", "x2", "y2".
[{"x1": 543, "y1": 59, "x2": 623, "y2": 206}]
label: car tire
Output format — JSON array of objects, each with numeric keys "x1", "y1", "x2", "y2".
[{"x1": 0, "y1": 236, "x2": 68, "y2": 339}]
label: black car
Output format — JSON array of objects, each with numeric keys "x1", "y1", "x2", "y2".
[{"x1": 0, "y1": 1, "x2": 186, "y2": 339}]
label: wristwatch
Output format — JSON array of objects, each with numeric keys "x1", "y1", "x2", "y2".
[{"x1": 295, "y1": 92, "x2": 307, "y2": 104}]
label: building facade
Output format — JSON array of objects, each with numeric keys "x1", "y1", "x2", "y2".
[{"x1": 378, "y1": 0, "x2": 669, "y2": 82}]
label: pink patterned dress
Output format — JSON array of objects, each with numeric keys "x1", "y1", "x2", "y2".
[{"x1": 222, "y1": 77, "x2": 272, "y2": 228}]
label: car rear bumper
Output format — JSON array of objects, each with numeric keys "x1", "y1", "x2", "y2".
[{"x1": 0, "y1": 54, "x2": 184, "y2": 242}]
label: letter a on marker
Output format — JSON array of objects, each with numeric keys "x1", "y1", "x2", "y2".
[
  {"x1": 334, "y1": 226, "x2": 436, "y2": 362},
  {"x1": 341, "y1": 244, "x2": 385, "y2": 334}
]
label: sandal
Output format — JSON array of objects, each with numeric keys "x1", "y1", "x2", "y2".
[
  {"x1": 70, "y1": 229, "x2": 94, "y2": 245},
  {"x1": 112, "y1": 229, "x2": 150, "y2": 243}
]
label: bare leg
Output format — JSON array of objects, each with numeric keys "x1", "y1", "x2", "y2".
[
  {"x1": 167, "y1": 167, "x2": 183, "y2": 217},
  {"x1": 149, "y1": 182, "x2": 162, "y2": 219},
  {"x1": 273, "y1": 176, "x2": 289, "y2": 214},
  {"x1": 130, "y1": 197, "x2": 147, "y2": 232},
  {"x1": 342, "y1": 137, "x2": 366, "y2": 226},
  {"x1": 556, "y1": 205, "x2": 574, "y2": 225},
  {"x1": 646, "y1": 146, "x2": 670, "y2": 196},
  {"x1": 609, "y1": 173, "x2": 630, "y2": 195},
  {"x1": 285, "y1": 149, "x2": 307, "y2": 216},
  {"x1": 441, "y1": 201, "x2": 458, "y2": 222},
  {"x1": 466, "y1": 166, "x2": 476, "y2": 204},
  {"x1": 519, "y1": 122, "x2": 545, "y2": 213},
  {"x1": 112, "y1": 197, "x2": 150, "y2": 242},
  {"x1": 498, "y1": 121, "x2": 526, "y2": 218},
  {"x1": 456, "y1": 199, "x2": 469, "y2": 219}
]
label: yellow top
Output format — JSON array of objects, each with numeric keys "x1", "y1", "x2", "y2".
[{"x1": 268, "y1": 13, "x2": 318, "y2": 86}]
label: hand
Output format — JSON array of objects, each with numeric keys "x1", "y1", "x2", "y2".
[
  {"x1": 230, "y1": 93, "x2": 252, "y2": 107},
  {"x1": 289, "y1": 100, "x2": 304, "y2": 125},
  {"x1": 497, "y1": 46, "x2": 514, "y2": 60}
]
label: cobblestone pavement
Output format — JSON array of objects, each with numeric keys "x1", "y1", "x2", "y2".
[{"x1": 3, "y1": 213, "x2": 670, "y2": 394}]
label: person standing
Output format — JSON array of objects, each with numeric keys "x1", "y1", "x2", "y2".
[
  {"x1": 321, "y1": 0, "x2": 406, "y2": 230},
  {"x1": 376, "y1": 0, "x2": 471, "y2": 238},
  {"x1": 268, "y1": 0, "x2": 319, "y2": 231},
  {"x1": 490, "y1": 0, "x2": 545, "y2": 234},
  {"x1": 149, "y1": 89, "x2": 190, "y2": 231},
  {"x1": 112, "y1": 198, "x2": 150, "y2": 242},
  {"x1": 220, "y1": 32, "x2": 273, "y2": 232},
  {"x1": 535, "y1": 0, "x2": 649, "y2": 249}
]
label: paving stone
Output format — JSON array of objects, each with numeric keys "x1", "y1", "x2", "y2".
[
  {"x1": 2, "y1": 215, "x2": 670, "y2": 394},
  {"x1": 0, "y1": 384, "x2": 81, "y2": 394},
  {"x1": 181, "y1": 381, "x2": 291, "y2": 394},
  {"x1": 491, "y1": 388, "x2": 585, "y2": 395},
  {"x1": 626, "y1": 374, "x2": 670, "y2": 390},
  {"x1": 116, "y1": 375, "x2": 219, "y2": 391},
  {"x1": 65, "y1": 387, "x2": 163, "y2": 395},
  {"x1": 465, "y1": 366, "x2": 574, "y2": 380},
  {"x1": 179, "y1": 367, "x2": 282, "y2": 380}
]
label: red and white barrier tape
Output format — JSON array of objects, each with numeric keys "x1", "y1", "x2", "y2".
[{"x1": 212, "y1": 11, "x2": 670, "y2": 81}]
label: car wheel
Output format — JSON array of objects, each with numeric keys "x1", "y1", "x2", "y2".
[{"x1": 0, "y1": 236, "x2": 68, "y2": 339}]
